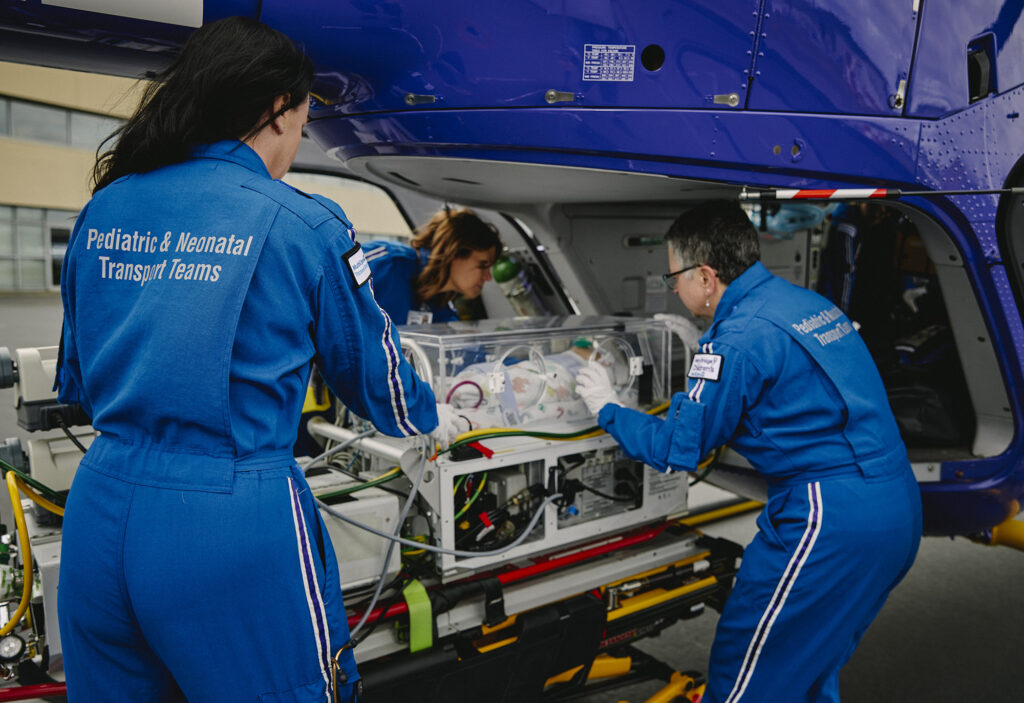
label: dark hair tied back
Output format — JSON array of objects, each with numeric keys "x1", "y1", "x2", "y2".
[{"x1": 92, "y1": 16, "x2": 313, "y2": 192}]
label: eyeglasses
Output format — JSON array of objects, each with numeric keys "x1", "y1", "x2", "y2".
[{"x1": 661, "y1": 263, "x2": 700, "y2": 290}]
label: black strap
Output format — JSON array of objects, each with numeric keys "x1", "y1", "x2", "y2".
[
  {"x1": 479, "y1": 577, "x2": 507, "y2": 627},
  {"x1": 53, "y1": 319, "x2": 66, "y2": 393}
]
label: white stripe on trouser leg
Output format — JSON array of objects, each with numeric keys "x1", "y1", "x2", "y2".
[
  {"x1": 723, "y1": 482, "x2": 823, "y2": 703},
  {"x1": 288, "y1": 478, "x2": 333, "y2": 700}
]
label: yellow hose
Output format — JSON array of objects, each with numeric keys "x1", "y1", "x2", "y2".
[
  {"x1": 453, "y1": 400, "x2": 673, "y2": 445},
  {"x1": 1, "y1": 473, "x2": 33, "y2": 636},
  {"x1": 680, "y1": 500, "x2": 762, "y2": 527},
  {"x1": 15, "y1": 477, "x2": 64, "y2": 517}
]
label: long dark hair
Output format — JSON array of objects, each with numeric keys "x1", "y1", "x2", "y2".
[
  {"x1": 411, "y1": 208, "x2": 502, "y2": 302},
  {"x1": 92, "y1": 17, "x2": 313, "y2": 193}
]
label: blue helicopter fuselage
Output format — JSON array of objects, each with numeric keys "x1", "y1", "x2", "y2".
[{"x1": 3, "y1": 0, "x2": 1023, "y2": 536}]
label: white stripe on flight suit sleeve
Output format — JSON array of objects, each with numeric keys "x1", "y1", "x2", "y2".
[
  {"x1": 363, "y1": 247, "x2": 388, "y2": 262},
  {"x1": 368, "y1": 277, "x2": 420, "y2": 436},
  {"x1": 688, "y1": 342, "x2": 713, "y2": 404}
]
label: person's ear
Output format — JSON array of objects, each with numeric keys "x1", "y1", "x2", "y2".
[{"x1": 269, "y1": 94, "x2": 290, "y2": 135}]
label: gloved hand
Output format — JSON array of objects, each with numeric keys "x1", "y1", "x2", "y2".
[
  {"x1": 431, "y1": 403, "x2": 471, "y2": 450},
  {"x1": 574, "y1": 364, "x2": 619, "y2": 416},
  {"x1": 653, "y1": 313, "x2": 702, "y2": 352}
]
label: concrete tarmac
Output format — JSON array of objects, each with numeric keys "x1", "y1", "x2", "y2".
[
  {"x1": 1, "y1": 293, "x2": 1023, "y2": 702},
  {"x1": 577, "y1": 485, "x2": 1024, "y2": 703}
]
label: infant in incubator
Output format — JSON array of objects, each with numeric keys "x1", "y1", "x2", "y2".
[{"x1": 443, "y1": 341, "x2": 638, "y2": 430}]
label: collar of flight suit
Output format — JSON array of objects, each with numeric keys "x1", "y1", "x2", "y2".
[
  {"x1": 702, "y1": 260, "x2": 773, "y2": 342},
  {"x1": 188, "y1": 139, "x2": 272, "y2": 179}
]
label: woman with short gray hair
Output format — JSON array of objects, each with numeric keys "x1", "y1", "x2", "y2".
[{"x1": 576, "y1": 200, "x2": 921, "y2": 702}]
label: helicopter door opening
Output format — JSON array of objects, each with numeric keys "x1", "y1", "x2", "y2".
[{"x1": 501, "y1": 198, "x2": 1007, "y2": 478}]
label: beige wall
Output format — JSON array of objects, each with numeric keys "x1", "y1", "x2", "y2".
[
  {"x1": 0, "y1": 60, "x2": 141, "y2": 118},
  {"x1": 284, "y1": 173, "x2": 411, "y2": 239},
  {"x1": 0, "y1": 61, "x2": 143, "y2": 213},
  {"x1": 0, "y1": 138, "x2": 95, "y2": 210},
  {"x1": 0, "y1": 61, "x2": 409, "y2": 236}
]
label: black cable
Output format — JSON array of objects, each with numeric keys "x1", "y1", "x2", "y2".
[
  {"x1": 455, "y1": 505, "x2": 517, "y2": 549},
  {"x1": 0, "y1": 458, "x2": 66, "y2": 507},
  {"x1": 326, "y1": 459, "x2": 438, "y2": 545},
  {"x1": 578, "y1": 481, "x2": 633, "y2": 503},
  {"x1": 346, "y1": 575, "x2": 417, "y2": 648},
  {"x1": 325, "y1": 464, "x2": 367, "y2": 483},
  {"x1": 348, "y1": 608, "x2": 384, "y2": 647},
  {"x1": 344, "y1": 573, "x2": 404, "y2": 607},
  {"x1": 687, "y1": 447, "x2": 724, "y2": 487},
  {"x1": 54, "y1": 414, "x2": 88, "y2": 454}
]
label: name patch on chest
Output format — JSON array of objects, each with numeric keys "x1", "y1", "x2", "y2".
[
  {"x1": 688, "y1": 353, "x2": 723, "y2": 381},
  {"x1": 343, "y1": 243, "x2": 371, "y2": 287}
]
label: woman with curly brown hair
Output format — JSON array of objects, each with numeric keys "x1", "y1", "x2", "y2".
[{"x1": 363, "y1": 207, "x2": 502, "y2": 324}]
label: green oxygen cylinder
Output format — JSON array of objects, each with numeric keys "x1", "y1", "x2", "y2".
[{"x1": 492, "y1": 254, "x2": 547, "y2": 316}]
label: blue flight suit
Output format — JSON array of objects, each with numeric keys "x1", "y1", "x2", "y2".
[
  {"x1": 597, "y1": 262, "x2": 921, "y2": 702},
  {"x1": 362, "y1": 241, "x2": 458, "y2": 324},
  {"x1": 55, "y1": 140, "x2": 437, "y2": 702}
]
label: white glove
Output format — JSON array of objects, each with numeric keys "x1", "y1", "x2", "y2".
[
  {"x1": 431, "y1": 403, "x2": 471, "y2": 450},
  {"x1": 574, "y1": 364, "x2": 619, "y2": 416},
  {"x1": 654, "y1": 313, "x2": 702, "y2": 352}
]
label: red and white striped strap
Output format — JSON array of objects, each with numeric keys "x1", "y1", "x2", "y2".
[{"x1": 740, "y1": 188, "x2": 890, "y2": 201}]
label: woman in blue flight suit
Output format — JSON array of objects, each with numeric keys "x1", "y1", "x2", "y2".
[
  {"x1": 363, "y1": 208, "x2": 502, "y2": 325},
  {"x1": 293, "y1": 208, "x2": 500, "y2": 455},
  {"x1": 55, "y1": 18, "x2": 462, "y2": 703},
  {"x1": 576, "y1": 201, "x2": 921, "y2": 702}
]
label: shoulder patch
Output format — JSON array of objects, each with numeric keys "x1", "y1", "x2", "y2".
[
  {"x1": 240, "y1": 178, "x2": 337, "y2": 229},
  {"x1": 688, "y1": 353, "x2": 723, "y2": 381},
  {"x1": 342, "y1": 243, "x2": 371, "y2": 287}
]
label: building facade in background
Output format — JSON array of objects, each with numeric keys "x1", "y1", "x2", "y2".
[{"x1": 0, "y1": 61, "x2": 411, "y2": 292}]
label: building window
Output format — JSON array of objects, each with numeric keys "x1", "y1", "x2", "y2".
[
  {"x1": 0, "y1": 94, "x2": 122, "y2": 291},
  {"x1": 70, "y1": 111, "x2": 122, "y2": 152},
  {"x1": 1, "y1": 96, "x2": 123, "y2": 150},
  {"x1": 0, "y1": 206, "x2": 12, "y2": 256},
  {"x1": 11, "y1": 100, "x2": 69, "y2": 145},
  {"x1": 0, "y1": 206, "x2": 77, "y2": 291}
]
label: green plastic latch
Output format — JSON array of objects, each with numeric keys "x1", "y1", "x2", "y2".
[{"x1": 401, "y1": 579, "x2": 433, "y2": 653}]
